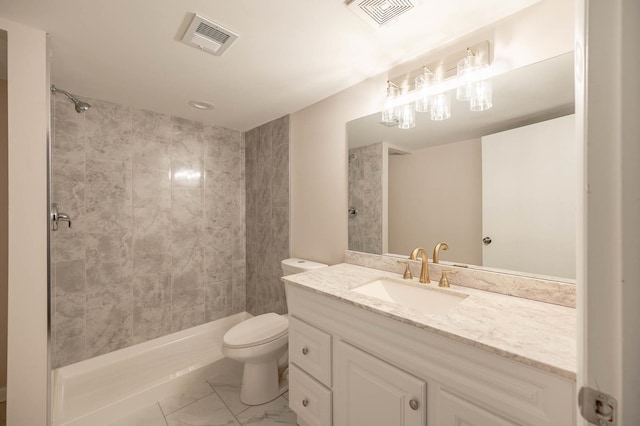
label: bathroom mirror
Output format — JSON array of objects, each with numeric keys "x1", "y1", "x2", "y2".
[{"x1": 347, "y1": 52, "x2": 576, "y2": 281}]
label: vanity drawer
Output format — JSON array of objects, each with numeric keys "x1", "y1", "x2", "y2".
[
  {"x1": 290, "y1": 316, "x2": 332, "y2": 386},
  {"x1": 290, "y1": 364, "x2": 332, "y2": 426}
]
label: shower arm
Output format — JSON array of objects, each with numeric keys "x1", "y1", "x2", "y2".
[{"x1": 51, "y1": 85, "x2": 78, "y2": 103}]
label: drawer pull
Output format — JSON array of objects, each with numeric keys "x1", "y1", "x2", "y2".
[
  {"x1": 409, "y1": 399, "x2": 419, "y2": 410},
  {"x1": 302, "y1": 398, "x2": 309, "y2": 407},
  {"x1": 302, "y1": 347, "x2": 309, "y2": 355}
]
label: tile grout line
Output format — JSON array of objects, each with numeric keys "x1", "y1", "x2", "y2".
[
  {"x1": 156, "y1": 402, "x2": 170, "y2": 426},
  {"x1": 157, "y1": 399, "x2": 168, "y2": 418},
  {"x1": 208, "y1": 382, "x2": 246, "y2": 424},
  {"x1": 161, "y1": 381, "x2": 217, "y2": 417}
]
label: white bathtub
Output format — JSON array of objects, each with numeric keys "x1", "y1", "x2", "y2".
[{"x1": 52, "y1": 312, "x2": 249, "y2": 426}]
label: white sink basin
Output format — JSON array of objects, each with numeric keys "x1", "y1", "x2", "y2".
[{"x1": 351, "y1": 279, "x2": 467, "y2": 315}]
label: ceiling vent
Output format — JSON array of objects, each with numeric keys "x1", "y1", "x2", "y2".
[
  {"x1": 181, "y1": 14, "x2": 238, "y2": 56},
  {"x1": 345, "y1": 0, "x2": 417, "y2": 28}
]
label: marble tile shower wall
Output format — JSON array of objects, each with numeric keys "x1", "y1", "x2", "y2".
[
  {"x1": 51, "y1": 96, "x2": 246, "y2": 368},
  {"x1": 348, "y1": 142, "x2": 383, "y2": 254},
  {"x1": 245, "y1": 116, "x2": 290, "y2": 316}
]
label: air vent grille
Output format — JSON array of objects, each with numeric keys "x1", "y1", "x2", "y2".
[
  {"x1": 181, "y1": 14, "x2": 238, "y2": 56},
  {"x1": 345, "y1": 0, "x2": 417, "y2": 28},
  {"x1": 360, "y1": 0, "x2": 414, "y2": 26},
  {"x1": 195, "y1": 22, "x2": 231, "y2": 45}
]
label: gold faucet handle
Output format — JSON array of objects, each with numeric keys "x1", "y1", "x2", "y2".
[
  {"x1": 439, "y1": 269, "x2": 457, "y2": 288},
  {"x1": 397, "y1": 261, "x2": 413, "y2": 280}
]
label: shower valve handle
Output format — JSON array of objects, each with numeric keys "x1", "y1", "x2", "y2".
[
  {"x1": 51, "y1": 203, "x2": 72, "y2": 231},
  {"x1": 58, "y1": 213, "x2": 72, "y2": 228}
]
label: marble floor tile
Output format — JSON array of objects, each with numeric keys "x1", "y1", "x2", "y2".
[
  {"x1": 159, "y1": 381, "x2": 215, "y2": 415},
  {"x1": 165, "y1": 394, "x2": 240, "y2": 426},
  {"x1": 105, "y1": 403, "x2": 167, "y2": 426},
  {"x1": 206, "y1": 358, "x2": 249, "y2": 415},
  {"x1": 235, "y1": 396, "x2": 297, "y2": 426}
]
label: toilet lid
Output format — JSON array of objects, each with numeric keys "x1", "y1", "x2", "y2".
[{"x1": 224, "y1": 313, "x2": 288, "y2": 348}]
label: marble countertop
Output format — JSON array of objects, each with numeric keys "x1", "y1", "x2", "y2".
[{"x1": 283, "y1": 263, "x2": 576, "y2": 380}]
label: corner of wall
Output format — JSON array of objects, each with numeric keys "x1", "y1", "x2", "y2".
[{"x1": 0, "y1": 16, "x2": 50, "y2": 426}]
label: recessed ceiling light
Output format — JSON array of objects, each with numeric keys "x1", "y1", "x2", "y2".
[{"x1": 188, "y1": 100, "x2": 215, "y2": 110}]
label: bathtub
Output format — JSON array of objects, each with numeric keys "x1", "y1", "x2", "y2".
[{"x1": 51, "y1": 312, "x2": 250, "y2": 426}]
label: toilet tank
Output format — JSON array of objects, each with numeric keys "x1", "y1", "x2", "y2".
[{"x1": 281, "y1": 258, "x2": 328, "y2": 276}]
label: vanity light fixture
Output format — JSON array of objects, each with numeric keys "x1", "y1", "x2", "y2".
[
  {"x1": 380, "y1": 81, "x2": 400, "y2": 126},
  {"x1": 398, "y1": 86, "x2": 416, "y2": 129},
  {"x1": 456, "y1": 48, "x2": 481, "y2": 101},
  {"x1": 380, "y1": 41, "x2": 492, "y2": 129},
  {"x1": 430, "y1": 69, "x2": 451, "y2": 121},
  {"x1": 414, "y1": 67, "x2": 434, "y2": 113},
  {"x1": 470, "y1": 79, "x2": 492, "y2": 111},
  {"x1": 457, "y1": 47, "x2": 493, "y2": 111},
  {"x1": 431, "y1": 92, "x2": 451, "y2": 121}
]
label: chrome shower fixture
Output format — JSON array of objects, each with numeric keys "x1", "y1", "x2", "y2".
[{"x1": 50, "y1": 85, "x2": 91, "y2": 113}]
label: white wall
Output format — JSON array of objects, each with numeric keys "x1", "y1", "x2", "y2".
[
  {"x1": 290, "y1": 76, "x2": 386, "y2": 265},
  {"x1": 0, "y1": 17, "x2": 49, "y2": 426},
  {"x1": 388, "y1": 139, "x2": 482, "y2": 264},
  {"x1": 290, "y1": 0, "x2": 574, "y2": 264}
]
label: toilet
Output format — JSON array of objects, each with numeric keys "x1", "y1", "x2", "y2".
[{"x1": 222, "y1": 257, "x2": 327, "y2": 405}]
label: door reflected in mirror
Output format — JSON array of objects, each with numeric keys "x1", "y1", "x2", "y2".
[{"x1": 347, "y1": 52, "x2": 576, "y2": 282}]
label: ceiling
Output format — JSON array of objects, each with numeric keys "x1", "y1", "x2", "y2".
[
  {"x1": 0, "y1": 0, "x2": 540, "y2": 131},
  {"x1": 347, "y1": 52, "x2": 574, "y2": 150}
]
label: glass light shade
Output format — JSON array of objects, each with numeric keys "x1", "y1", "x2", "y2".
[
  {"x1": 431, "y1": 92, "x2": 451, "y2": 121},
  {"x1": 414, "y1": 69, "x2": 434, "y2": 113},
  {"x1": 398, "y1": 103, "x2": 416, "y2": 129},
  {"x1": 470, "y1": 79, "x2": 493, "y2": 111},
  {"x1": 381, "y1": 84, "x2": 400, "y2": 125},
  {"x1": 456, "y1": 54, "x2": 480, "y2": 101}
]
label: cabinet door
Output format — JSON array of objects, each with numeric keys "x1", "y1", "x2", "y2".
[
  {"x1": 437, "y1": 389, "x2": 518, "y2": 426},
  {"x1": 334, "y1": 341, "x2": 426, "y2": 426}
]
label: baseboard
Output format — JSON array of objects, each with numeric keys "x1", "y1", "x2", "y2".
[{"x1": 0, "y1": 386, "x2": 6, "y2": 402}]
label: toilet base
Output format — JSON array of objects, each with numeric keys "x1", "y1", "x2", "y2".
[{"x1": 240, "y1": 359, "x2": 288, "y2": 405}]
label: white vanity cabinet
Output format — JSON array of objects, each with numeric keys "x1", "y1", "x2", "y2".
[
  {"x1": 285, "y1": 284, "x2": 576, "y2": 426},
  {"x1": 334, "y1": 340, "x2": 426, "y2": 426}
]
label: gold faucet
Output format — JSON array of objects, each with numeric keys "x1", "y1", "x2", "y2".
[
  {"x1": 409, "y1": 247, "x2": 430, "y2": 283},
  {"x1": 433, "y1": 242, "x2": 449, "y2": 264}
]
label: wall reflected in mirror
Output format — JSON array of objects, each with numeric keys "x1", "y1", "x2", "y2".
[{"x1": 347, "y1": 52, "x2": 576, "y2": 281}]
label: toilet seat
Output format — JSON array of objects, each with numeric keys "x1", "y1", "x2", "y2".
[{"x1": 223, "y1": 313, "x2": 288, "y2": 349}]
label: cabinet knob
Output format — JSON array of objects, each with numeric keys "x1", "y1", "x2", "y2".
[
  {"x1": 302, "y1": 399, "x2": 309, "y2": 407},
  {"x1": 409, "y1": 399, "x2": 419, "y2": 410},
  {"x1": 302, "y1": 347, "x2": 309, "y2": 355}
]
